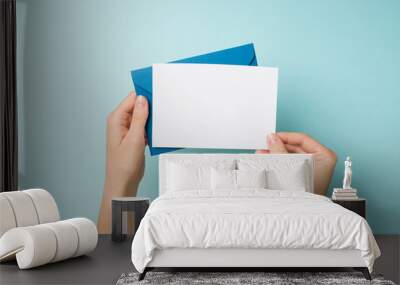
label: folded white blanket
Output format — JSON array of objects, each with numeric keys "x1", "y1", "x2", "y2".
[{"x1": 131, "y1": 190, "x2": 380, "y2": 273}]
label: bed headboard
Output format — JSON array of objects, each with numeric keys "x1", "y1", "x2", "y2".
[{"x1": 159, "y1": 153, "x2": 314, "y2": 195}]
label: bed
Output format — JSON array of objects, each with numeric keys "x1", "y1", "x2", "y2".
[{"x1": 131, "y1": 154, "x2": 380, "y2": 280}]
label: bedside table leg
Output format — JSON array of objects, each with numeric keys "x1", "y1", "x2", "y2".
[{"x1": 112, "y1": 201, "x2": 123, "y2": 242}]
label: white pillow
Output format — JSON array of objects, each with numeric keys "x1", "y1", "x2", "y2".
[
  {"x1": 211, "y1": 169, "x2": 267, "y2": 190},
  {"x1": 236, "y1": 169, "x2": 267, "y2": 189},
  {"x1": 211, "y1": 168, "x2": 236, "y2": 190},
  {"x1": 267, "y1": 161, "x2": 308, "y2": 191},
  {"x1": 167, "y1": 160, "x2": 235, "y2": 191},
  {"x1": 238, "y1": 159, "x2": 308, "y2": 191}
]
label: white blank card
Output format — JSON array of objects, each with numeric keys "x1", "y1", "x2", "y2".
[{"x1": 152, "y1": 63, "x2": 278, "y2": 150}]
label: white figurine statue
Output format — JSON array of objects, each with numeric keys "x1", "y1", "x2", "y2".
[{"x1": 343, "y1": 156, "x2": 352, "y2": 189}]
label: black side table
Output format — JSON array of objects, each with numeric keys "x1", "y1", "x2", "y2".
[
  {"x1": 332, "y1": 198, "x2": 366, "y2": 218},
  {"x1": 112, "y1": 197, "x2": 149, "y2": 242}
]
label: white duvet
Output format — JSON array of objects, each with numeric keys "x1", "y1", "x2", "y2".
[{"x1": 131, "y1": 190, "x2": 380, "y2": 272}]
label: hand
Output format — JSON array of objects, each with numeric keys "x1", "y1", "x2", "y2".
[
  {"x1": 98, "y1": 92, "x2": 148, "y2": 233},
  {"x1": 256, "y1": 132, "x2": 337, "y2": 196}
]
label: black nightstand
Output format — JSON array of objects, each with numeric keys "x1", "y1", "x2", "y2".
[
  {"x1": 332, "y1": 198, "x2": 366, "y2": 218},
  {"x1": 112, "y1": 197, "x2": 150, "y2": 242}
]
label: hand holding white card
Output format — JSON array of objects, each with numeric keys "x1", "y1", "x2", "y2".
[{"x1": 152, "y1": 63, "x2": 278, "y2": 150}]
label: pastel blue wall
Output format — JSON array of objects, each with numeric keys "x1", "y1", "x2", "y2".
[{"x1": 17, "y1": 0, "x2": 400, "y2": 234}]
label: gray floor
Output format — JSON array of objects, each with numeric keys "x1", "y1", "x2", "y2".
[
  {"x1": 0, "y1": 235, "x2": 399, "y2": 285},
  {"x1": 374, "y1": 235, "x2": 400, "y2": 284}
]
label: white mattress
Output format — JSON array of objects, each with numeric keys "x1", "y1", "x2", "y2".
[{"x1": 131, "y1": 190, "x2": 380, "y2": 273}]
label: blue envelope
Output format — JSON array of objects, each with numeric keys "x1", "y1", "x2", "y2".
[{"x1": 131, "y1": 43, "x2": 258, "y2": 156}]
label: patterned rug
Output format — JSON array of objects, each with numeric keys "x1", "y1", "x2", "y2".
[{"x1": 117, "y1": 271, "x2": 396, "y2": 285}]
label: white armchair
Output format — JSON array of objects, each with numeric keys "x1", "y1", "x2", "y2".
[{"x1": 0, "y1": 189, "x2": 97, "y2": 269}]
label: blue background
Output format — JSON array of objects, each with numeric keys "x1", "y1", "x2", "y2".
[{"x1": 16, "y1": 0, "x2": 400, "y2": 234}]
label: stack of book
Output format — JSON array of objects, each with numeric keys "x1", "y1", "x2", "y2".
[{"x1": 332, "y1": 188, "x2": 358, "y2": 200}]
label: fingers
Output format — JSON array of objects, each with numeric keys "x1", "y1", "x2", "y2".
[
  {"x1": 278, "y1": 132, "x2": 337, "y2": 165},
  {"x1": 113, "y1": 92, "x2": 136, "y2": 118},
  {"x1": 127, "y1": 96, "x2": 148, "y2": 145},
  {"x1": 284, "y1": 144, "x2": 306, "y2": 154},
  {"x1": 256, "y1": 134, "x2": 288, "y2": 154},
  {"x1": 107, "y1": 92, "x2": 136, "y2": 146},
  {"x1": 267, "y1": 133, "x2": 288, "y2": 154},
  {"x1": 277, "y1": 132, "x2": 324, "y2": 153},
  {"x1": 255, "y1": 149, "x2": 270, "y2": 154}
]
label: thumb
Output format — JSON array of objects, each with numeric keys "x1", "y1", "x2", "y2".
[
  {"x1": 128, "y1": 95, "x2": 148, "y2": 144},
  {"x1": 267, "y1": 133, "x2": 288, "y2": 154}
]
